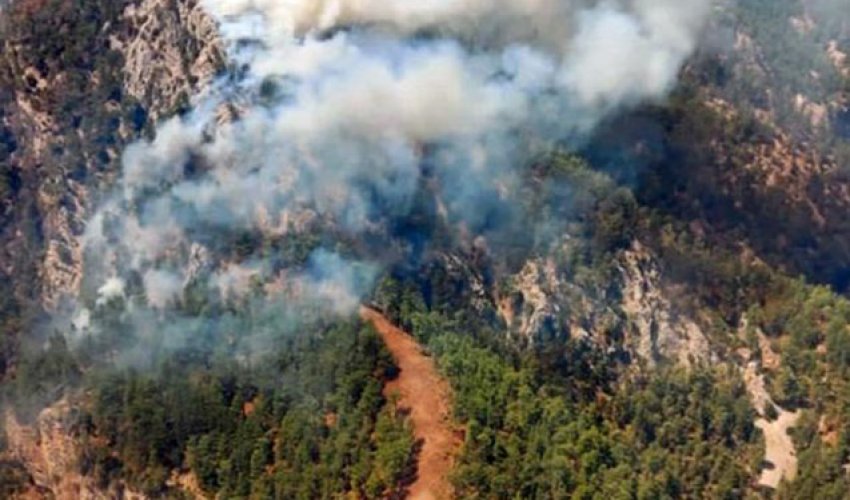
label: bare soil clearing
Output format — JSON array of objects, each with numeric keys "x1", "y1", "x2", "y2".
[
  {"x1": 755, "y1": 409, "x2": 800, "y2": 489},
  {"x1": 360, "y1": 307, "x2": 460, "y2": 500},
  {"x1": 743, "y1": 360, "x2": 800, "y2": 489}
]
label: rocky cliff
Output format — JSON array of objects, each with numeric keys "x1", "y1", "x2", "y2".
[
  {"x1": 2, "y1": 0, "x2": 850, "y2": 496},
  {"x1": 495, "y1": 240, "x2": 712, "y2": 366},
  {"x1": 0, "y1": 1, "x2": 222, "y2": 495},
  {"x1": 121, "y1": 0, "x2": 223, "y2": 122},
  {"x1": 0, "y1": 0, "x2": 222, "y2": 313},
  {"x1": 3, "y1": 399, "x2": 146, "y2": 500}
]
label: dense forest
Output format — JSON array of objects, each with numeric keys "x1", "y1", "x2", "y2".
[
  {"x1": 5, "y1": 146, "x2": 850, "y2": 498},
  {"x1": 5, "y1": 321, "x2": 416, "y2": 498}
]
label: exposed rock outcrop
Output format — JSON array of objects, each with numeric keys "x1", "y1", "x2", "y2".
[
  {"x1": 495, "y1": 240, "x2": 712, "y2": 367},
  {"x1": 1, "y1": 1, "x2": 225, "y2": 496},
  {"x1": 4, "y1": 400, "x2": 146, "y2": 500},
  {"x1": 617, "y1": 242, "x2": 712, "y2": 367},
  {"x1": 501, "y1": 258, "x2": 562, "y2": 343},
  {"x1": 737, "y1": 325, "x2": 801, "y2": 489},
  {"x1": 120, "y1": 0, "x2": 224, "y2": 121},
  {"x1": 0, "y1": 0, "x2": 223, "y2": 310}
]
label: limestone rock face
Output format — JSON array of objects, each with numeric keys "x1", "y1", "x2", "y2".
[
  {"x1": 0, "y1": 5, "x2": 225, "y2": 491},
  {"x1": 495, "y1": 240, "x2": 710, "y2": 366},
  {"x1": 618, "y1": 241, "x2": 712, "y2": 368},
  {"x1": 500, "y1": 258, "x2": 562, "y2": 344},
  {"x1": 4, "y1": 400, "x2": 146, "y2": 500},
  {"x1": 121, "y1": 0, "x2": 224, "y2": 121},
  {"x1": 0, "y1": 0, "x2": 223, "y2": 310}
]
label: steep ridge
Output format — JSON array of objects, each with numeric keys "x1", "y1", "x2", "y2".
[
  {"x1": 0, "y1": 0, "x2": 222, "y2": 313},
  {"x1": 360, "y1": 307, "x2": 460, "y2": 500}
]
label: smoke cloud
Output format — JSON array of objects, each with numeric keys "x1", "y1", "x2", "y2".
[{"x1": 77, "y1": 0, "x2": 711, "y2": 357}]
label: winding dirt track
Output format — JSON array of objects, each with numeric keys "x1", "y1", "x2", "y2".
[{"x1": 360, "y1": 307, "x2": 459, "y2": 500}]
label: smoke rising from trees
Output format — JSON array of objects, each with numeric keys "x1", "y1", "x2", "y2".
[{"x1": 77, "y1": 0, "x2": 711, "y2": 359}]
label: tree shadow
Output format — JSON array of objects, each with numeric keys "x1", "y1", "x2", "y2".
[{"x1": 389, "y1": 432, "x2": 424, "y2": 500}]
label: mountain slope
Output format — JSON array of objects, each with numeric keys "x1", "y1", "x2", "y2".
[
  {"x1": 361, "y1": 307, "x2": 459, "y2": 500},
  {"x1": 2, "y1": 0, "x2": 850, "y2": 498}
]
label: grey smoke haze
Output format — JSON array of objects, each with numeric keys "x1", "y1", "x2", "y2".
[
  {"x1": 78, "y1": 0, "x2": 711, "y2": 355},
  {"x1": 809, "y1": 0, "x2": 850, "y2": 21}
]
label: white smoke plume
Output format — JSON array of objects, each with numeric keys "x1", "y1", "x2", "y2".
[
  {"x1": 80, "y1": 0, "x2": 711, "y2": 352},
  {"x1": 96, "y1": 277, "x2": 126, "y2": 306}
]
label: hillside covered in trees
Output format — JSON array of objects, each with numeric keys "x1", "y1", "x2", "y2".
[{"x1": 2, "y1": 0, "x2": 850, "y2": 498}]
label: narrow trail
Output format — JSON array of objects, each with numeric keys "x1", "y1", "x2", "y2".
[{"x1": 360, "y1": 307, "x2": 460, "y2": 500}]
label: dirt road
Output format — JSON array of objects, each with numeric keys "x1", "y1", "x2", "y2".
[{"x1": 360, "y1": 307, "x2": 459, "y2": 500}]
